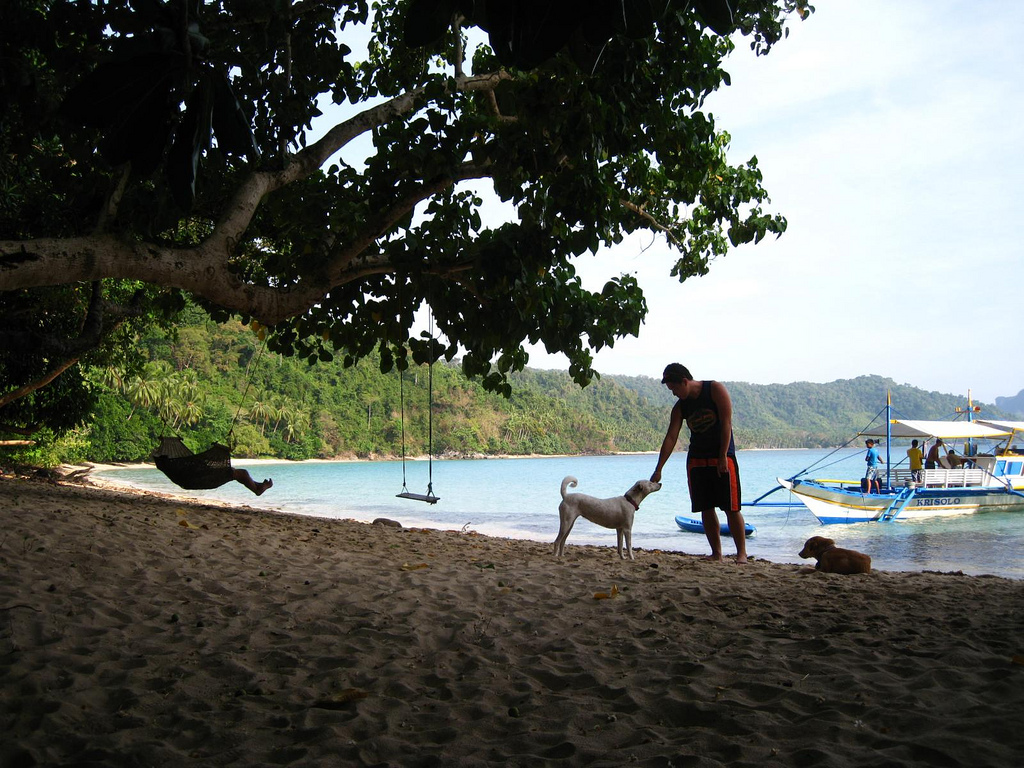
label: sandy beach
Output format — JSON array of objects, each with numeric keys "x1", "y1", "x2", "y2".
[{"x1": 2, "y1": 469, "x2": 1023, "y2": 767}]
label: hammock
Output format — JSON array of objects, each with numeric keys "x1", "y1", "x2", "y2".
[
  {"x1": 153, "y1": 437, "x2": 234, "y2": 490},
  {"x1": 150, "y1": 341, "x2": 268, "y2": 491}
]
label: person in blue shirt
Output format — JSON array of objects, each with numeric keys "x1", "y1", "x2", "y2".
[{"x1": 864, "y1": 439, "x2": 884, "y2": 494}]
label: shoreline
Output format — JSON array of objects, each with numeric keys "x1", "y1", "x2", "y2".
[
  {"x1": 2, "y1": 471, "x2": 1022, "y2": 766},
  {"x1": 71, "y1": 460, "x2": 1024, "y2": 581},
  {"x1": 78, "y1": 445, "x2": 826, "y2": 475}
]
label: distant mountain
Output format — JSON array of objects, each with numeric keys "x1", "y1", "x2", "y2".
[
  {"x1": 607, "y1": 374, "x2": 1016, "y2": 448},
  {"x1": 995, "y1": 390, "x2": 1024, "y2": 417}
]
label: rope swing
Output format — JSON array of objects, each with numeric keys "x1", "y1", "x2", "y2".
[{"x1": 396, "y1": 310, "x2": 440, "y2": 504}]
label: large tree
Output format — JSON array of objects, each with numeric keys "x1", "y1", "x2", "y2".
[{"x1": 0, "y1": 0, "x2": 809, "y2": 426}]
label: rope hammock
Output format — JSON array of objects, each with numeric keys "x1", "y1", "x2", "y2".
[
  {"x1": 396, "y1": 313, "x2": 440, "y2": 504},
  {"x1": 152, "y1": 342, "x2": 267, "y2": 491},
  {"x1": 153, "y1": 438, "x2": 234, "y2": 490}
]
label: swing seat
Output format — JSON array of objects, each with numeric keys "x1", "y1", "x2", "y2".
[
  {"x1": 153, "y1": 437, "x2": 234, "y2": 490},
  {"x1": 396, "y1": 491, "x2": 440, "y2": 504}
]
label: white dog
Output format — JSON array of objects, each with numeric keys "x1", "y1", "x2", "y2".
[{"x1": 553, "y1": 476, "x2": 662, "y2": 560}]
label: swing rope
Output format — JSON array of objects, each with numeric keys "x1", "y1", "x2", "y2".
[
  {"x1": 424, "y1": 317, "x2": 436, "y2": 499},
  {"x1": 399, "y1": 364, "x2": 410, "y2": 492},
  {"x1": 227, "y1": 340, "x2": 267, "y2": 448}
]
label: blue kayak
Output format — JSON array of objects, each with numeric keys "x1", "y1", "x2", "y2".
[{"x1": 675, "y1": 515, "x2": 756, "y2": 537}]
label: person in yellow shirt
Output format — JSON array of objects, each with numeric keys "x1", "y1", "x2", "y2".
[{"x1": 907, "y1": 439, "x2": 924, "y2": 483}]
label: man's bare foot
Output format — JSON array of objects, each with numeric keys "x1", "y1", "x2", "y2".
[
  {"x1": 703, "y1": 553, "x2": 723, "y2": 562},
  {"x1": 734, "y1": 554, "x2": 748, "y2": 564},
  {"x1": 254, "y1": 478, "x2": 273, "y2": 496}
]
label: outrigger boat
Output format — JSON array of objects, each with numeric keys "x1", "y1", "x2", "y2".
[
  {"x1": 675, "y1": 516, "x2": 756, "y2": 537},
  {"x1": 757, "y1": 398, "x2": 1024, "y2": 525}
]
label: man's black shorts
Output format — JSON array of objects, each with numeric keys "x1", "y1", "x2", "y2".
[{"x1": 686, "y1": 456, "x2": 741, "y2": 513}]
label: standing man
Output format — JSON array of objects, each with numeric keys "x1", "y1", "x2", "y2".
[
  {"x1": 925, "y1": 438, "x2": 943, "y2": 470},
  {"x1": 651, "y1": 363, "x2": 747, "y2": 563},
  {"x1": 907, "y1": 439, "x2": 923, "y2": 483},
  {"x1": 864, "y1": 439, "x2": 884, "y2": 494}
]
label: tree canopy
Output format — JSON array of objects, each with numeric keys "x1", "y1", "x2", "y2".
[{"x1": 0, "y1": 0, "x2": 811, "y2": 437}]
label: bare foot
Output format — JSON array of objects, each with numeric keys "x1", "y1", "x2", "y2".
[
  {"x1": 735, "y1": 555, "x2": 748, "y2": 564},
  {"x1": 702, "y1": 553, "x2": 723, "y2": 562},
  {"x1": 255, "y1": 478, "x2": 273, "y2": 496}
]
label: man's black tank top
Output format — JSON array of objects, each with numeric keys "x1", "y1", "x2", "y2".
[{"x1": 677, "y1": 380, "x2": 736, "y2": 459}]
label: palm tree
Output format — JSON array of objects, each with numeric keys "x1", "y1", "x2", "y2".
[
  {"x1": 283, "y1": 409, "x2": 310, "y2": 444},
  {"x1": 157, "y1": 375, "x2": 184, "y2": 429},
  {"x1": 123, "y1": 361, "x2": 169, "y2": 420},
  {"x1": 271, "y1": 399, "x2": 294, "y2": 438},
  {"x1": 125, "y1": 367, "x2": 161, "y2": 410},
  {"x1": 248, "y1": 396, "x2": 269, "y2": 436},
  {"x1": 177, "y1": 372, "x2": 205, "y2": 427},
  {"x1": 363, "y1": 392, "x2": 381, "y2": 430},
  {"x1": 96, "y1": 366, "x2": 124, "y2": 391}
]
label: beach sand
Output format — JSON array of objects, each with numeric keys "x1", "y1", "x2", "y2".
[{"x1": 2, "y1": 470, "x2": 1022, "y2": 767}]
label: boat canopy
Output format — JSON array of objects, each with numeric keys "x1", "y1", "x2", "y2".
[
  {"x1": 860, "y1": 420, "x2": 1011, "y2": 440},
  {"x1": 977, "y1": 420, "x2": 1024, "y2": 434}
]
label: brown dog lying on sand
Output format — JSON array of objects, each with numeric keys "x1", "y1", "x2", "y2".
[{"x1": 799, "y1": 536, "x2": 871, "y2": 574}]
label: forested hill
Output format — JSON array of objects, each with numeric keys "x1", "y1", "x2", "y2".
[
  {"x1": 995, "y1": 390, "x2": 1024, "y2": 417},
  {"x1": 76, "y1": 319, "x2": 1010, "y2": 463},
  {"x1": 608, "y1": 375, "x2": 1009, "y2": 449}
]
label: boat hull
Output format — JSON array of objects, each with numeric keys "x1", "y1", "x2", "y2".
[
  {"x1": 675, "y1": 516, "x2": 756, "y2": 537},
  {"x1": 778, "y1": 478, "x2": 1024, "y2": 524}
]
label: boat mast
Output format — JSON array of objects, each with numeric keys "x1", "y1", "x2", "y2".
[
  {"x1": 885, "y1": 389, "x2": 892, "y2": 489},
  {"x1": 960, "y1": 389, "x2": 977, "y2": 456},
  {"x1": 967, "y1": 389, "x2": 973, "y2": 456}
]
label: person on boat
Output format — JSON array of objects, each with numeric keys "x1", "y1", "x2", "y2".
[
  {"x1": 925, "y1": 438, "x2": 943, "y2": 470},
  {"x1": 946, "y1": 449, "x2": 963, "y2": 469},
  {"x1": 650, "y1": 363, "x2": 747, "y2": 564},
  {"x1": 864, "y1": 439, "x2": 884, "y2": 494},
  {"x1": 907, "y1": 439, "x2": 924, "y2": 483}
]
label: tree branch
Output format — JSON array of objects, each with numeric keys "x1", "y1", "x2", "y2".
[
  {"x1": 0, "y1": 282, "x2": 150, "y2": 414},
  {"x1": 323, "y1": 162, "x2": 495, "y2": 281},
  {"x1": 486, "y1": 90, "x2": 517, "y2": 123},
  {"x1": 276, "y1": 71, "x2": 512, "y2": 185},
  {"x1": 621, "y1": 200, "x2": 683, "y2": 248},
  {"x1": 453, "y1": 14, "x2": 465, "y2": 78},
  {"x1": 0, "y1": 357, "x2": 79, "y2": 411},
  {"x1": 0, "y1": 282, "x2": 145, "y2": 359},
  {"x1": 94, "y1": 166, "x2": 131, "y2": 234},
  {"x1": 0, "y1": 73, "x2": 515, "y2": 325}
]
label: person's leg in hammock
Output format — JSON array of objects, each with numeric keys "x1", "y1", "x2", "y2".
[{"x1": 232, "y1": 469, "x2": 273, "y2": 495}]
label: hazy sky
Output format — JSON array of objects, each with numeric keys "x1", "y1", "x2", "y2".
[{"x1": 521, "y1": 1, "x2": 1024, "y2": 405}]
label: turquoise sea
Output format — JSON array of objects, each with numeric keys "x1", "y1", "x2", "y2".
[{"x1": 100, "y1": 449, "x2": 1024, "y2": 579}]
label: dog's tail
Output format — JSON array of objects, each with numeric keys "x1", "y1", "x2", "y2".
[{"x1": 560, "y1": 476, "x2": 578, "y2": 499}]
